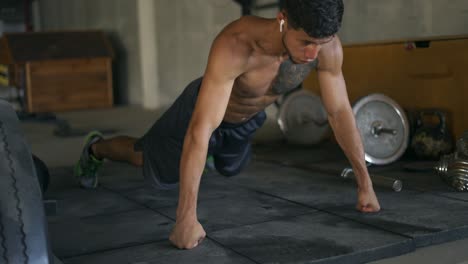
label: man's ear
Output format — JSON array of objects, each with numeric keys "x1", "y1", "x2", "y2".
[
  {"x1": 276, "y1": 11, "x2": 286, "y2": 23},
  {"x1": 277, "y1": 12, "x2": 287, "y2": 33}
]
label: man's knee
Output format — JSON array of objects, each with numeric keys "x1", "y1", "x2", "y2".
[
  {"x1": 214, "y1": 152, "x2": 251, "y2": 177},
  {"x1": 216, "y1": 165, "x2": 243, "y2": 177}
]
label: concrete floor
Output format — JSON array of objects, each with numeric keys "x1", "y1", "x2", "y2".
[{"x1": 20, "y1": 106, "x2": 468, "y2": 264}]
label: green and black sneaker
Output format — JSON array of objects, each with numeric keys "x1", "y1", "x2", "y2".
[{"x1": 74, "y1": 131, "x2": 104, "y2": 188}]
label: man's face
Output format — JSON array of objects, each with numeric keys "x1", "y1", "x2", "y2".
[{"x1": 282, "y1": 29, "x2": 335, "y2": 64}]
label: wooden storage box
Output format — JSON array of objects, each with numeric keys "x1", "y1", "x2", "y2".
[
  {"x1": 304, "y1": 35, "x2": 468, "y2": 139},
  {"x1": 0, "y1": 31, "x2": 114, "y2": 112}
]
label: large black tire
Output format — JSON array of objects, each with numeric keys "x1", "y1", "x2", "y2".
[{"x1": 0, "y1": 99, "x2": 53, "y2": 264}]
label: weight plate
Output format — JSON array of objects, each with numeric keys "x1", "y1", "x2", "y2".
[
  {"x1": 353, "y1": 93, "x2": 409, "y2": 165},
  {"x1": 278, "y1": 90, "x2": 330, "y2": 145}
]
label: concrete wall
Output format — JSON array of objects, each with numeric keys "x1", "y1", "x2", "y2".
[
  {"x1": 37, "y1": 0, "x2": 239, "y2": 108},
  {"x1": 339, "y1": 0, "x2": 468, "y2": 44},
  {"x1": 36, "y1": 0, "x2": 468, "y2": 108},
  {"x1": 154, "y1": 0, "x2": 240, "y2": 106},
  {"x1": 254, "y1": 0, "x2": 468, "y2": 44}
]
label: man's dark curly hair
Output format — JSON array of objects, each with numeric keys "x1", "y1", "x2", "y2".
[{"x1": 283, "y1": 0, "x2": 344, "y2": 38}]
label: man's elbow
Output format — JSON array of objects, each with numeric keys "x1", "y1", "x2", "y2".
[
  {"x1": 185, "y1": 121, "x2": 215, "y2": 147},
  {"x1": 327, "y1": 106, "x2": 346, "y2": 120},
  {"x1": 327, "y1": 104, "x2": 353, "y2": 124}
]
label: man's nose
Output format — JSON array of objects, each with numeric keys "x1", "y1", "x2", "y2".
[{"x1": 305, "y1": 45, "x2": 320, "y2": 60}]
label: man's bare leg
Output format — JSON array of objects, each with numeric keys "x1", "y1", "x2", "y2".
[
  {"x1": 75, "y1": 132, "x2": 143, "y2": 188},
  {"x1": 91, "y1": 136, "x2": 143, "y2": 167}
]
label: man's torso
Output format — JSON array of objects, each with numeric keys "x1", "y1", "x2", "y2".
[{"x1": 222, "y1": 17, "x2": 318, "y2": 123}]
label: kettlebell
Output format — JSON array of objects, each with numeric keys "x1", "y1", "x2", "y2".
[{"x1": 410, "y1": 109, "x2": 454, "y2": 160}]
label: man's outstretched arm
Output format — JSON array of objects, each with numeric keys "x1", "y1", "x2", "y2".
[
  {"x1": 317, "y1": 37, "x2": 380, "y2": 213},
  {"x1": 169, "y1": 33, "x2": 250, "y2": 249}
]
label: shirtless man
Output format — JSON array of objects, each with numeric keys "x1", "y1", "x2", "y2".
[{"x1": 74, "y1": 0, "x2": 381, "y2": 250}]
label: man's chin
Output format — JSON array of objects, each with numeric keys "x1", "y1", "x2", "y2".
[
  {"x1": 293, "y1": 59, "x2": 310, "y2": 64},
  {"x1": 289, "y1": 57, "x2": 302, "y2": 64}
]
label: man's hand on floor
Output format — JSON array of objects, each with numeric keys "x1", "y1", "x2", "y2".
[
  {"x1": 169, "y1": 217, "x2": 206, "y2": 249},
  {"x1": 356, "y1": 187, "x2": 381, "y2": 213}
]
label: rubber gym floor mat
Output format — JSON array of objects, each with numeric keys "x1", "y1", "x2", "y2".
[
  {"x1": 156, "y1": 185, "x2": 316, "y2": 233},
  {"x1": 47, "y1": 161, "x2": 146, "y2": 193},
  {"x1": 118, "y1": 173, "x2": 248, "y2": 209},
  {"x1": 118, "y1": 186, "x2": 180, "y2": 209},
  {"x1": 98, "y1": 161, "x2": 223, "y2": 192},
  {"x1": 46, "y1": 166, "x2": 78, "y2": 193},
  {"x1": 253, "y1": 141, "x2": 347, "y2": 166},
  {"x1": 228, "y1": 161, "x2": 468, "y2": 248},
  {"x1": 327, "y1": 191, "x2": 468, "y2": 247},
  {"x1": 426, "y1": 190, "x2": 468, "y2": 203},
  {"x1": 64, "y1": 239, "x2": 255, "y2": 264},
  {"x1": 378, "y1": 169, "x2": 447, "y2": 192},
  {"x1": 225, "y1": 161, "x2": 411, "y2": 210},
  {"x1": 97, "y1": 161, "x2": 146, "y2": 191},
  {"x1": 46, "y1": 187, "x2": 144, "y2": 223},
  {"x1": 209, "y1": 212, "x2": 413, "y2": 264},
  {"x1": 47, "y1": 158, "x2": 468, "y2": 263},
  {"x1": 378, "y1": 169, "x2": 468, "y2": 202},
  {"x1": 49, "y1": 208, "x2": 173, "y2": 258}
]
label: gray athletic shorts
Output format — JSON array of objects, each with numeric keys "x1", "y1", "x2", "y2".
[{"x1": 134, "y1": 77, "x2": 266, "y2": 190}]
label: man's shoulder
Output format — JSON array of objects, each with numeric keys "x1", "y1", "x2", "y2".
[
  {"x1": 320, "y1": 36, "x2": 343, "y2": 58},
  {"x1": 213, "y1": 19, "x2": 256, "y2": 59},
  {"x1": 218, "y1": 16, "x2": 266, "y2": 42},
  {"x1": 317, "y1": 36, "x2": 343, "y2": 72}
]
